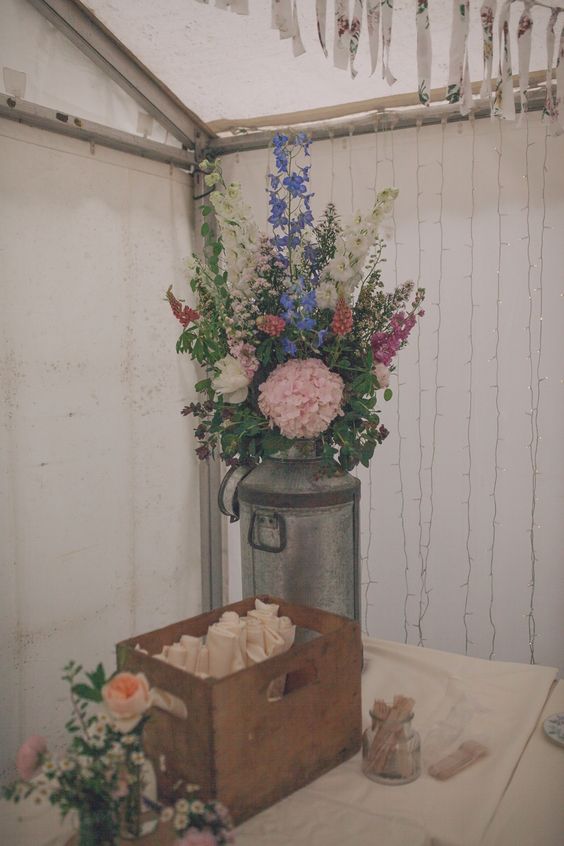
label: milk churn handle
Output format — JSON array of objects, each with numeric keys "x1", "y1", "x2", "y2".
[
  {"x1": 248, "y1": 511, "x2": 287, "y2": 553},
  {"x1": 218, "y1": 464, "x2": 254, "y2": 522}
]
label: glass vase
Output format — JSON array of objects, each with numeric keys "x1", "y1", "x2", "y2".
[
  {"x1": 120, "y1": 758, "x2": 159, "y2": 839},
  {"x1": 78, "y1": 807, "x2": 118, "y2": 846},
  {"x1": 362, "y1": 710, "x2": 421, "y2": 785}
]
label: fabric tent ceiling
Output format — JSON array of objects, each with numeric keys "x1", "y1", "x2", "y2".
[{"x1": 82, "y1": 0, "x2": 563, "y2": 129}]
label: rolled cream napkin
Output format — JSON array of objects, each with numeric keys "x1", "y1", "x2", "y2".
[
  {"x1": 134, "y1": 643, "x2": 149, "y2": 655},
  {"x1": 194, "y1": 644, "x2": 209, "y2": 677},
  {"x1": 180, "y1": 634, "x2": 203, "y2": 673},
  {"x1": 167, "y1": 642, "x2": 188, "y2": 669},
  {"x1": 151, "y1": 687, "x2": 188, "y2": 720},
  {"x1": 255, "y1": 598, "x2": 279, "y2": 616},
  {"x1": 219, "y1": 612, "x2": 248, "y2": 666},
  {"x1": 279, "y1": 616, "x2": 296, "y2": 650},
  {"x1": 207, "y1": 623, "x2": 246, "y2": 677},
  {"x1": 244, "y1": 615, "x2": 267, "y2": 665},
  {"x1": 153, "y1": 644, "x2": 170, "y2": 662}
]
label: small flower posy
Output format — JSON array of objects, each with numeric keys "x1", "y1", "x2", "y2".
[
  {"x1": 161, "y1": 789, "x2": 235, "y2": 846},
  {"x1": 169, "y1": 132, "x2": 425, "y2": 472}
]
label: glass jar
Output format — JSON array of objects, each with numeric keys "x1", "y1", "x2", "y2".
[
  {"x1": 362, "y1": 710, "x2": 421, "y2": 785},
  {"x1": 78, "y1": 806, "x2": 118, "y2": 846}
]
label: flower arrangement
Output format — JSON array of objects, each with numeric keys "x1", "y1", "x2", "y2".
[
  {"x1": 160, "y1": 785, "x2": 234, "y2": 845},
  {"x1": 2, "y1": 662, "x2": 155, "y2": 843},
  {"x1": 168, "y1": 132, "x2": 424, "y2": 471}
]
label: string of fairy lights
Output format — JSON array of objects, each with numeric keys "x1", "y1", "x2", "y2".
[
  {"x1": 224, "y1": 111, "x2": 556, "y2": 665},
  {"x1": 462, "y1": 115, "x2": 477, "y2": 656}
]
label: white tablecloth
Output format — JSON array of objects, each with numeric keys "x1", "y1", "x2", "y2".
[
  {"x1": 2, "y1": 639, "x2": 562, "y2": 846},
  {"x1": 236, "y1": 639, "x2": 560, "y2": 846}
]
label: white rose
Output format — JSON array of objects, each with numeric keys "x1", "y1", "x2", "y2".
[
  {"x1": 374, "y1": 362, "x2": 390, "y2": 388},
  {"x1": 212, "y1": 355, "x2": 250, "y2": 404}
]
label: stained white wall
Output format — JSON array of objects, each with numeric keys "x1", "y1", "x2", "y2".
[
  {"x1": 223, "y1": 112, "x2": 564, "y2": 674},
  {"x1": 0, "y1": 119, "x2": 201, "y2": 777}
]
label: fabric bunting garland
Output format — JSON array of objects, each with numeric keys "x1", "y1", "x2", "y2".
[
  {"x1": 517, "y1": 1, "x2": 534, "y2": 114},
  {"x1": 479, "y1": 1, "x2": 497, "y2": 99},
  {"x1": 543, "y1": 9, "x2": 563, "y2": 134},
  {"x1": 493, "y1": 0, "x2": 515, "y2": 120},
  {"x1": 334, "y1": 0, "x2": 351, "y2": 71},
  {"x1": 349, "y1": 0, "x2": 364, "y2": 79},
  {"x1": 271, "y1": 0, "x2": 305, "y2": 56},
  {"x1": 557, "y1": 26, "x2": 564, "y2": 133},
  {"x1": 367, "y1": 0, "x2": 381, "y2": 76},
  {"x1": 381, "y1": 0, "x2": 396, "y2": 85},
  {"x1": 316, "y1": 0, "x2": 328, "y2": 56},
  {"x1": 447, "y1": 0, "x2": 472, "y2": 115},
  {"x1": 416, "y1": 0, "x2": 432, "y2": 105}
]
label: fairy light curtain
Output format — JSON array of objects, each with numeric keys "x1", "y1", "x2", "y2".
[
  {"x1": 196, "y1": 0, "x2": 564, "y2": 131},
  {"x1": 223, "y1": 111, "x2": 564, "y2": 675}
]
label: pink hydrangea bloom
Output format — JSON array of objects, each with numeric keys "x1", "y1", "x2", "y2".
[
  {"x1": 258, "y1": 359, "x2": 344, "y2": 439},
  {"x1": 16, "y1": 735, "x2": 47, "y2": 780},
  {"x1": 175, "y1": 829, "x2": 218, "y2": 846}
]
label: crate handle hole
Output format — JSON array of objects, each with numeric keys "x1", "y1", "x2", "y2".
[{"x1": 267, "y1": 661, "x2": 318, "y2": 702}]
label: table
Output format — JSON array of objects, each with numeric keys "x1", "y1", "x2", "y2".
[{"x1": 2, "y1": 639, "x2": 563, "y2": 845}]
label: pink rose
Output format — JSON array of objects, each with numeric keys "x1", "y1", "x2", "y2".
[
  {"x1": 374, "y1": 362, "x2": 390, "y2": 388},
  {"x1": 16, "y1": 735, "x2": 47, "y2": 780},
  {"x1": 175, "y1": 829, "x2": 219, "y2": 846},
  {"x1": 102, "y1": 672, "x2": 151, "y2": 726}
]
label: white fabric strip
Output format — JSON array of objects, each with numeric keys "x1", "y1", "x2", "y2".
[
  {"x1": 292, "y1": 0, "x2": 306, "y2": 56},
  {"x1": 416, "y1": 0, "x2": 432, "y2": 105},
  {"x1": 543, "y1": 9, "x2": 563, "y2": 134},
  {"x1": 447, "y1": 0, "x2": 471, "y2": 115},
  {"x1": 334, "y1": 0, "x2": 351, "y2": 71},
  {"x1": 479, "y1": 1, "x2": 497, "y2": 99},
  {"x1": 517, "y1": 2, "x2": 534, "y2": 114},
  {"x1": 272, "y1": 0, "x2": 293, "y2": 39},
  {"x1": 381, "y1": 0, "x2": 396, "y2": 85},
  {"x1": 316, "y1": 0, "x2": 328, "y2": 57},
  {"x1": 557, "y1": 27, "x2": 564, "y2": 133},
  {"x1": 493, "y1": 0, "x2": 515, "y2": 120},
  {"x1": 367, "y1": 0, "x2": 380, "y2": 76},
  {"x1": 350, "y1": 0, "x2": 364, "y2": 78}
]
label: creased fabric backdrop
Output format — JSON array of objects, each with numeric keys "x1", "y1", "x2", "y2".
[
  {"x1": 0, "y1": 120, "x2": 200, "y2": 778},
  {"x1": 224, "y1": 112, "x2": 564, "y2": 675}
]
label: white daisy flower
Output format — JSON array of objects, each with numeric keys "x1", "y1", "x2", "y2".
[
  {"x1": 130, "y1": 751, "x2": 145, "y2": 766},
  {"x1": 160, "y1": 807, "x2": 174, "y2": 823},
  {"x1": 190, "y1": 800, "x2": 205, "y2": 815},
  {"x1": 174, "y1": 812, "x2": 188, "y2": 831},
  {"x1": 175, "y1": 798, "x2": 189, "y2": 813},
  {"x1": 121, "y1": 735, "x2": 137, "y2": 746}
]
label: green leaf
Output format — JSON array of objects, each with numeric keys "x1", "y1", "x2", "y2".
[
  {"x1": 201, "y1": 205, "x2": 213, "y2": 216},
  {"x1": 384, "y1": 388, "x2": 393, "y2": 401},
  {"x1": 201, "y1": 222, "x2": 210, "y2": 237},
  {"x1": 72, "y1": 684, "x2": 102, "y2": 703},
  {"x1": 195, "y1": 378, "x2": 212, "y2": 393},
  {"x1": 86, "y1": 663, "x2": 106, "y2": 690}
]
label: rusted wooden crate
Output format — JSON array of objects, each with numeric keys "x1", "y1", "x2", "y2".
[{"x1": 116, "y1": 595, "x2": 362, "y2": 825}]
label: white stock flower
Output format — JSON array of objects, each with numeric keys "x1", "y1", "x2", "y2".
[
  {"x1": 345, "y1": 231, "x2": 371, "y2": 259},
  {"x1": 204, "y1": 172, "x2": 221, "y2": 187},
  {"x1": 212, "y1": 355, "x2": 250, "y2": 404},
  {"x1": 376, "y1": 187, "x2": 399, "y2": 214},
  {"x1": 326, "y1": 253, "x2": 355, "y2": 284},
  {"x1": 316, "y1": 280, "x2": 339, "y2": 310}
]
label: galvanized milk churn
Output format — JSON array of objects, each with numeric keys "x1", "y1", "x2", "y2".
[{"x1": 218, "y1": 440, "x2": 361, "y2": 621}]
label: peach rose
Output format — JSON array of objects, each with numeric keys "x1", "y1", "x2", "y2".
[{"x1": 102, "y1": 672, "x2": 151, "y2": 731}]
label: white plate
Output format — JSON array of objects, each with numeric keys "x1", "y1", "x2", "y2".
[{"x1": 543, "y1": 712, "x2": 564, "y2": 748}]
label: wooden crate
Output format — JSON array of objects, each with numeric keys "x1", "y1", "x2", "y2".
[{"x1": 116, "y1": 596, "x2": 362, "y2": 825}]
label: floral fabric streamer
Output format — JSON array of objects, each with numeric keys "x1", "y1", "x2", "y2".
[
  {"x1": 543, "y1": 9, "x2": 563, "y2": 134},
  {"x1": 367, "y1": 0, "x2": 381, "y2": 75},
  {"x1": 447, "y1": 0, "x2": 472, "y2": 115},
  {"x1": 479, "y1": 1, "x2": 497, "y2": 99},
  {"x1": 271, "y1": 0, "x2": 304, "y2": 56},
  {"x1": 493, "y1": 0, "x2": 515, "y2": 120},
  {"x1": 517, "y1": 2, "x2": 533, "y2": 114},
  {"x1": 381, "y1": 0, "x2": 396, "y2": 85},
  {"x1": 350, "y1": 0, "x2": 364, "y2": 78},
  {"x1": 416, "y1": 0, "x2": 432, "y2": 105},
  {"x1": 334, "y1": 0, "x2": 351, "y2": 71},
  {"x1": 316, "y1": 0, "x2": 328, "y2": 57},
  {"x1": 557, "y1": 27, "x2": 564, "y2": 133}
]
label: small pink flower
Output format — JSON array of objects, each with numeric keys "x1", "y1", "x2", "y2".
[
  {"x1": 374, "y1": 363, "x2": 390, "y2": 388},
  {"x1": 175, "y1": 829, "x2": 218, "y2": 846},
  {"x1": 16, "y1": 735, "x2": 47, "y2": 780}
]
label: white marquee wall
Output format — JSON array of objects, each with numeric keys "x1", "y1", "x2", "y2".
[
  {"x1": 223, "y1": 112, "x2": 564, "y2": 675},
  {"x1": 0, "y1": 120, "x2": 201, "y2": 777}
]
